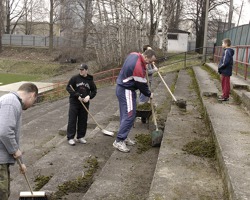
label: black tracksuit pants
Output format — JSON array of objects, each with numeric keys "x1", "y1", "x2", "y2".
[{"x1": 67, "y1": 101, "x2": 89, "y2": 140}]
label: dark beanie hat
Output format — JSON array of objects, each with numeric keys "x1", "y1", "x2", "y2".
[{"x1": 79, "y1": 63, "x2": 88, "y2": 70}]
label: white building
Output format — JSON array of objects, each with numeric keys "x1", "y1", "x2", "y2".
[{"x1": 158, "y1": 29, "x2": 190, "y2": 52}]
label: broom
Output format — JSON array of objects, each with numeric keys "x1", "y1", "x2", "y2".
[
  {"x1": 69, "y1": 85, "x2": 114, "y2": 136},
  {"x1": 17, "y1": 159, "x2": 48, "y2": 200}
]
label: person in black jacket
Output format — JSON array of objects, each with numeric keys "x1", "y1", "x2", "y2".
[
  {"x1": 66, "y1": 63, "x2": 97, "y2": 145},
  {"x1": 218, "y1": 38, "x2": 234, "y2": 101}
]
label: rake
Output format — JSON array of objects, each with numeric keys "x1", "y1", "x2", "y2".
[
  {"x1": 157, "y1": 71, "x2": 187, "y2": 109},
  {"x1": 69, "y1": 85, "x2": 114, "y2": 136},
  {"x1": 146, "y1": 71, "x2": 163, "y2": 147}
]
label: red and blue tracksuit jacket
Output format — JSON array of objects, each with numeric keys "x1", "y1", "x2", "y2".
[{"x1": 116, "y1": 52, "x2": 151, "y2": 141}]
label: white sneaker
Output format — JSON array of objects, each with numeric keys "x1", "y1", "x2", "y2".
[
  {"x1": 68, "y1": 139, "x2": 75, "y2": 146},
  {"x1": 113, "y1": 140, "x2": 130, "y2": 153},
  {"x1": 77, "y1": 138, "x2": 87, "y2": 144},
  {"x1": 125, "y1": 137, "x2": 136, "y2": 146}
]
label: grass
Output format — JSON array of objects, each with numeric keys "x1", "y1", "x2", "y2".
[
  {"x1": 0, "y1": 73, "x2": 40, "y2": 85},
  {"x1": 135, "y1": 133, "x2": 152, "y2": 154},
  {"x1": 49, "y1": 157, "x2": 99, "y2": 200},
  {"x1": 182, "y1": 138, "x2": 215, "y2": 158},
  {"x1": 158, "y1": 56, "x2": 202, "y2": 75},
  {"x1": 0, "y1": 57, "x2": 71, "y2": 85},
  {"x1": 34, "y1": 175, "x2": 53, "y2": 191}
]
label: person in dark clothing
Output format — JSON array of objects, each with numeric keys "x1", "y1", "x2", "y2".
[
  {"x1": 113, "y1": 49, "x2": 156, "y2": 153},
  {"x1": 218, "y1": 38, "x2": 234, "y2": 101},
  {"x1": 66, "y1": 63, "x2": 97, "y2": 146}
]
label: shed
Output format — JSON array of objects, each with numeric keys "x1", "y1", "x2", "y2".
[{"x1": 158, "y1": 29, "x2": 190, "y2": 52}]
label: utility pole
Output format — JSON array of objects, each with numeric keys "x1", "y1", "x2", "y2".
[
  {"x1": 202, "y1": 0, "x2": 209, "y2": 63},
  {"x1": 228, "y1": 0, "x2": 234, "y2": 29},
  {"x1": 237, "y1": 0, "x2": 244, "y2": 26}
]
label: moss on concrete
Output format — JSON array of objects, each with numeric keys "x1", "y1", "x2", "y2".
[
  {"x1": 34, "y1": 175, "x2": 53, "y2": 191},
  {"x1": 48, "y1": 157, "x2": 99, "y2": 200},
  {"x1": 182, "y1": 138, "x2": 215, "y2": 158},
  {"x1": 135, "y1": 133, "x2": 152, "y2": 154}
]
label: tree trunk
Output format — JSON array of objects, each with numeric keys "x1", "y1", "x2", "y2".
[
  {"x1": 49, "y1": 0, "x2": 54, "y2": 52},
  {"x1": 0, "y1": 0, "x2": 3, "y2": 52},
  {"x1": 5, "y1": 0, "x2": 10, "y2": 34},
  {"x1": 228, "y1": 0, "x2": 233, "y2": 29},
  {"x1": 195, "y1": 0, "x2": 206, "y2": 54}
]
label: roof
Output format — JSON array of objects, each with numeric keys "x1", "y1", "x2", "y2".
[{"x1": 158, "y1": 29, "x2": 190, "y2": 35}]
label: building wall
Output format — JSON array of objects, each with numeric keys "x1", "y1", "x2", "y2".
[
  {"x1": 158, "y1": 32, "x2": 189, "y2": 52},
  {"x1": 168, "y1": 33, "x2": 189, "y2": 52}
]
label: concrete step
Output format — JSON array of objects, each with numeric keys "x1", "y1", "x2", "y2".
[
  {"x1": 206, "y1": 63, "x2": 250, "y2": 113},
  {"x1": 81, "y1": 72, "x2": 178, "y2": 199},
  {"x1": 58, "y1": 85, "x2": 119, "y2": 136},
  {"x1": 148, "y1": 69, "x2": 224, "y2": 199},
  {"x1": 193, "y1": 66, "x2": 250, "y2": 199}
]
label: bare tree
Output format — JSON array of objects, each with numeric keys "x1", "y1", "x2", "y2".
[
  {"x1": 5, "y1": 0, "x2": 25, "y2": 34},
  {"x1": 0, "y1": 0, "x2": 4, "y2": 52},
  {"x1": 228, "y1": 0, "x2": 233, "y2": 29},
  {"x1": 169, "y1": 0, "x2": 183, "y2": 29},
  {"x1": 162, "y1": 0, "x2": 176, "y2": 55},
  {"x1": 183, "y1": 0, "x2": 230, "y2": 53},
  {"x1": 45, "y1": 0, "x2": 60, "y2": 52}
]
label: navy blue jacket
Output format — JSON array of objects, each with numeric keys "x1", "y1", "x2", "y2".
[{"x1": 218, "y1": 48, "x2": 234, "y2": 76}]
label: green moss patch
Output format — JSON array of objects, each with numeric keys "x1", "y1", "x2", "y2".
[
  {"x1": 34, "y1": 175, "x2": 53, "y2": 191},
  {"x1": 137, "y1": 103, "x2": 151, "y2": 111},
  {"x1": 182, "y1": 138, "x2": 215, "y2": 158},
  {"x1": 135, "y1": 133, "x2": 152, "y2": 154},
  {"x1": 49, "y1": 157, "x2": 99, "y2": 200}
]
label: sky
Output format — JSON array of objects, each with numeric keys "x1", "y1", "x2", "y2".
[{"x1": 232, "y1": 0, "x2": 250, "y2": 26}]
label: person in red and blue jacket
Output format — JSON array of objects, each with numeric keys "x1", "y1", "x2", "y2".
[
  {"x1": 113, "y1": 49, "x2": 156, "y2": 153},
  {"x1": 218, "y1": 38, "x2": 234, "y2": 101}
]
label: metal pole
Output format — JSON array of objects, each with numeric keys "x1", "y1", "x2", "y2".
[{"x1": 202, "y1": 0, "x2": 209, "y2": 63}]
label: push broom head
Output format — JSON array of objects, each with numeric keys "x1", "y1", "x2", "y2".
[
  {"x1": 102, "y1": 129, "x2": 114, "y2": 136},
  {"x1": 19, "y1": 191, "x2": 48, "y2": 200}
]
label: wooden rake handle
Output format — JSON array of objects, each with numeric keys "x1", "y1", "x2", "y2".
[
  {"x1": 157, "y1": 71, "x2": 177, "y2": 102},
  {"x1": 146, "y1": 71, "x2": 158, "y2": 131},
  {"x1": 16, "y1": 158, "x2": 34, "y2": 194}
]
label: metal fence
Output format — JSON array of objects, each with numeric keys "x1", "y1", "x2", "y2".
[
  {"x1": 216, "y1": 24, "x2": 250, "y2": 46},
  {"x1": 216, "y1": 24, "x2": 250, "y2": 80},
  {"x1": 1, "y1": 34, "x2": 83, "y2": 48}
]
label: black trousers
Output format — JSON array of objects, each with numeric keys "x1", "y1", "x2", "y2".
[{"x1": 67, "y1": 101, "x2": 89, "y2": 140}]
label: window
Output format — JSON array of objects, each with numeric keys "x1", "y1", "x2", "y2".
[{"x1": 167, "y1": 34, "x2": 178, "y2": 40}]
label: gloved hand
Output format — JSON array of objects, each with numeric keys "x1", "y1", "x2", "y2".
[{"x1": 83, "y1": 95, "x2": 90, "y2": 103}]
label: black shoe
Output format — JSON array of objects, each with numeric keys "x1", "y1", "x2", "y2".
[{"x1": 141, "y1": 117, "x2": 147, "y2": 124}]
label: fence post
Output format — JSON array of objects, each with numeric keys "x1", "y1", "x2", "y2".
[
  {"x1": 184, "y1": 52, "x2": 187, "y2": 68},
  {"x1": 235, "y1": 46, "x2": 239, "y2": 75},
  {"x1": 112, "y1": 69, "x2": 115, "y2": 85},
  {"x1": 245, "y1": 47, "x2": 248, "y2": 80}
]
